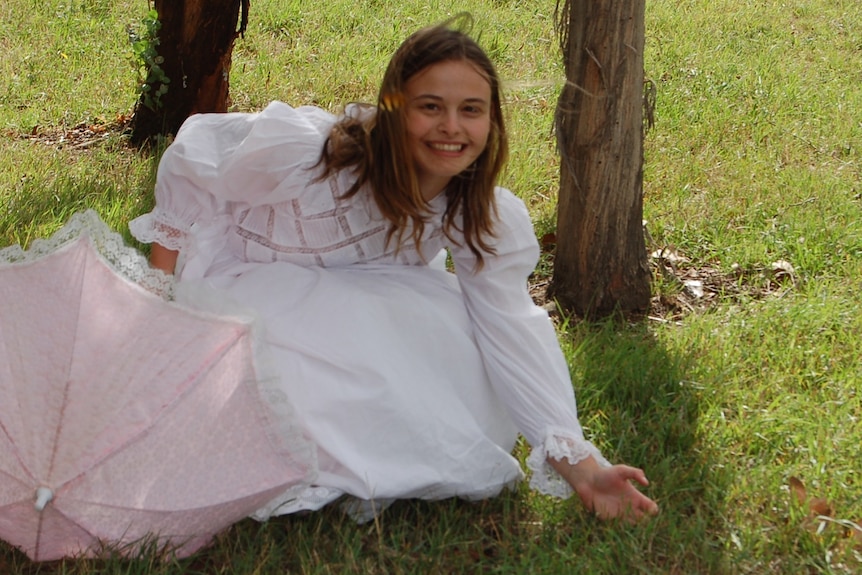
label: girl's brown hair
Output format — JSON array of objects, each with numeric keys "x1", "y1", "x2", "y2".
[{"x1": 317, "y1": 16, "x2": 508, "y2": 266}]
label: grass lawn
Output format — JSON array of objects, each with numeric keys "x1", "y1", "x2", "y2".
[{"x1": 1, "y1": 0, "x2": 860, "y2": 573}]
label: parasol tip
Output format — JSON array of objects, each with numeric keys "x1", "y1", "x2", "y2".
[{"x1": 34, "y1": 487, "x2": 54, "y2": 511}]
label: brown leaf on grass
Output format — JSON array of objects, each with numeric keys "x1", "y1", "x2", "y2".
[
  {"x1": 788, "y1": 476, "x2": 807, "y2": 506},
  {"x1": 809, "y1": 497, "x2": 833, "y2": 517},
  {"x1": 788, "y1": 477, "x2": 833, "y2": 517}
]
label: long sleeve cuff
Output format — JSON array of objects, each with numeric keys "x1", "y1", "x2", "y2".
[{"x1": 526, "y1": 426, "x2": 610, "y2": 498}]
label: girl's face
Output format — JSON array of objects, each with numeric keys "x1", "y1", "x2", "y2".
[{"x1": 402, "y1": 59, "x2": 492, "y2": 200}]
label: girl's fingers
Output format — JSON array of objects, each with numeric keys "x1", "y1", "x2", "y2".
[
  {"x1": 615, "y1": 464, "x2": 650, "y2": 487},
  {"x1": 635, "y1": 491, "x2": 660, "y2": 515}
]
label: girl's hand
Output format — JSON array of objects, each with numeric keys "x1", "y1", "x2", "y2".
[{"x1": 548, "y1": 455, "x2": 659, "y2": 522}]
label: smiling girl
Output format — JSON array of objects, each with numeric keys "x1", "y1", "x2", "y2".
[{"x1": 132, "y1": 18, "x2": 658, "y2": 523}]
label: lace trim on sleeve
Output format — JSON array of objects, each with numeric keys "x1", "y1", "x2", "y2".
[
  {"x1": 1, "y1": 210, "x2": 174, "y2": 300},
  {"x1": 128, "y1": 207, "x2": 192, "y2": 252},
  {"x1": 526, "y1": 426, "x2": 611, "y2": 499}
]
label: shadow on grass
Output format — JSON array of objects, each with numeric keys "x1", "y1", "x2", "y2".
[
  {"x1": 0, "y1": 494, "x2": 534, "y2": 574},
  {"x1": 559, "y1": 316, "x2": 733, "y2": 573}
]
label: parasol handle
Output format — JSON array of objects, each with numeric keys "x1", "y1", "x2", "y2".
[{"x1": 34, "y1": 487, "x2": 54, "y2": 511}]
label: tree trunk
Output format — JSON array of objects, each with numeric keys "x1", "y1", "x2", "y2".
[
  {"x1": 550, "y1": 0, "x2": 651, "y2": 318},
  {"x1": 130, "y1": 0, "x2": 249, "y2": 145}
]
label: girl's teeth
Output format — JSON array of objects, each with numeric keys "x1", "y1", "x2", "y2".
[{"x1": 432, "y1": 143, "x2": 462, "y2": 152}]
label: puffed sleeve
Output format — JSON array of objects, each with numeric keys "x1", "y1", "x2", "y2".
[
  {"x1": 129, "y1": 102, "x2": 336, "y2": 252},
  {"x1": 450, "y1": 187, "x2": 610, "y2": 498}
]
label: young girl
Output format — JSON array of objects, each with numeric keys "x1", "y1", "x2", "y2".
[{"x1": 131, "y1": 20, "x2": 659, "y2": 522}]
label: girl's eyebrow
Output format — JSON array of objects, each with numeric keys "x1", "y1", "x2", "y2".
[{"x1": 412, "y1": 94, "x2": 489, "y2": 104}]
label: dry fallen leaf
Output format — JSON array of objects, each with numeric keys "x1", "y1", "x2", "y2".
[
  {"x1": 789, "y1": 476, "x2": 807, "y2": 506},
  {"x1": 771, "y1": 260, "x2": 796, "y2": 282},
  {"x1": 650, "y1": 248, "x2": 687, "y2": 264},
  {"x1": 683, "y1": 279, "x2": 704, "y2": 298},
  {"x1": 788, "y1": 477, "x2": 833, "y2": 517},
  {"x1": 810, "y1": 497, "x2": 833, "y2": 517}
]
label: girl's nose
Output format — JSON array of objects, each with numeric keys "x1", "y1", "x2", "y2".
[{"x1": 438, "y1": 111, "x2": 460, "y2": 135}]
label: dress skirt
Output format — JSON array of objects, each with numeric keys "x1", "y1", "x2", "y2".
[{"x1": 183, "y1": 259, "x2": 524, "y2": 519}]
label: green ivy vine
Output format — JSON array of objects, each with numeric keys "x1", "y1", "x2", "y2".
[{"x1": 128, "y1": 9, "x2": 170, "y2": 111}]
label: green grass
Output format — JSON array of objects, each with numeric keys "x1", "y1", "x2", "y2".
[{"x1": 2, "y1": 0, "x2": 862, "y2": 573}]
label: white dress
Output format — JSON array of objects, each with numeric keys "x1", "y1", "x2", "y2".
[{"x1": 130, "y1": 102, "x2": 608, "y2": 521}]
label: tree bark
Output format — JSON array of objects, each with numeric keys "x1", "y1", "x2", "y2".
[
  {"x1": 550, "y1": 0, "x2": 651, "y2": 318},
  {"x1": 130, "y1": 0, "x2": 249, "y2": 145}
]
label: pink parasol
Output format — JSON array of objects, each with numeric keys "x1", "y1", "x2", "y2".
[{"x1": 0, "y1": 211, "x2": 314, "y2": 561}]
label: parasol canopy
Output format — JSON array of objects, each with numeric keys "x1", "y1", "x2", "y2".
[{"x1": 0, "y1": 211, "x2": 314, "y2": 561}]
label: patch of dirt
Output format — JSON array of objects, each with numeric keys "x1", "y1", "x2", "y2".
[
  {"x1": 647, "y1": 248, "x2": 798, "y2": 322},
  {"x1": 530, "y1": 246, "x2": 798, "y2": 323},
  {"x1": 12, "y1": 113, "x2": 133, "y2": 150}
]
